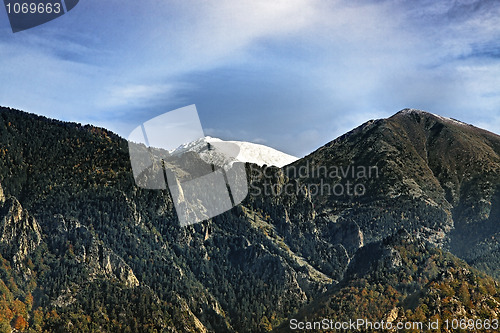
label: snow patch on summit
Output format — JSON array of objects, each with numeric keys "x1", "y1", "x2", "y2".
[
  {"x1": 431, "y1": 114, "x2": 469, "y2": 127},
  {"x1": 398, "y1": 109, "x2": 470, "y2": 127}
]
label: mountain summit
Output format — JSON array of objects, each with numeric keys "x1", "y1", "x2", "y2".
[{"x1": 281, "y1": 107, "x2": 500, "y2": 271}]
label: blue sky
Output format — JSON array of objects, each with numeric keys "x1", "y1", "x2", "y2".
[{"x1": 1, "y1": 0, "x2": 500, "y2": 156}]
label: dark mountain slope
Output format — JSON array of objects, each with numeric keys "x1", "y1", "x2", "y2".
[
  {"x1": 253, "y1": 108, "x2": 500, "y2": 278},
  {"x1": 387, "y1": 111, "x2": 500, "y2": 276}
]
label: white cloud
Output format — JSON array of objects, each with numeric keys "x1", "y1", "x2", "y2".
[
  {"x1": 128, "y1": 0, "x2": 325, "y2": 76},
  {"x1": 103, "y1": 84, "x2": 178, "y2": 108}
]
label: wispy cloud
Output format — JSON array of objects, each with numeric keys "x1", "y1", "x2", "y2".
[{"x1": 103, "y1": 84, "x2": 178, "y2": 108}]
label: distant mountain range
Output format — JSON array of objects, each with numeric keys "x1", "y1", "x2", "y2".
[{"x1": 0, "y1": 106, "x2": 499, "y2": 332}]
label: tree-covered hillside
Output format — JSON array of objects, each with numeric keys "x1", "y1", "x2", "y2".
[{"x1": 276, "y1": 231, "x2": 500, "y2": 332}]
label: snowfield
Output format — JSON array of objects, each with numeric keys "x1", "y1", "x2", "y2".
[{"x1": 170, "y1": 136, "x2": 298, "y2": 167}]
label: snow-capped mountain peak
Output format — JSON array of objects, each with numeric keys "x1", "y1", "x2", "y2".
[{"x1": 170, "y1": 136, "x2": 298, "y2": 167}]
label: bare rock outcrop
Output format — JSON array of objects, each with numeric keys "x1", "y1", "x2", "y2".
[
  {"x1": 86, "y1": 239, "x2": 140, "y2": 287},
  {"x1": 52, "y1": 214, "x2": 139, "y2": 288},
  {"x1": 0, "y1": 187, "x2": 42, "y2": 265}
]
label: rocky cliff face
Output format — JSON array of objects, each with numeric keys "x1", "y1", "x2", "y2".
[
  {"x1": 0, "y1": 186, "x2": 42, "y2": 265},
  {"x1": 51, "y1": 214, "x2": 139, "y2": 288}
]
